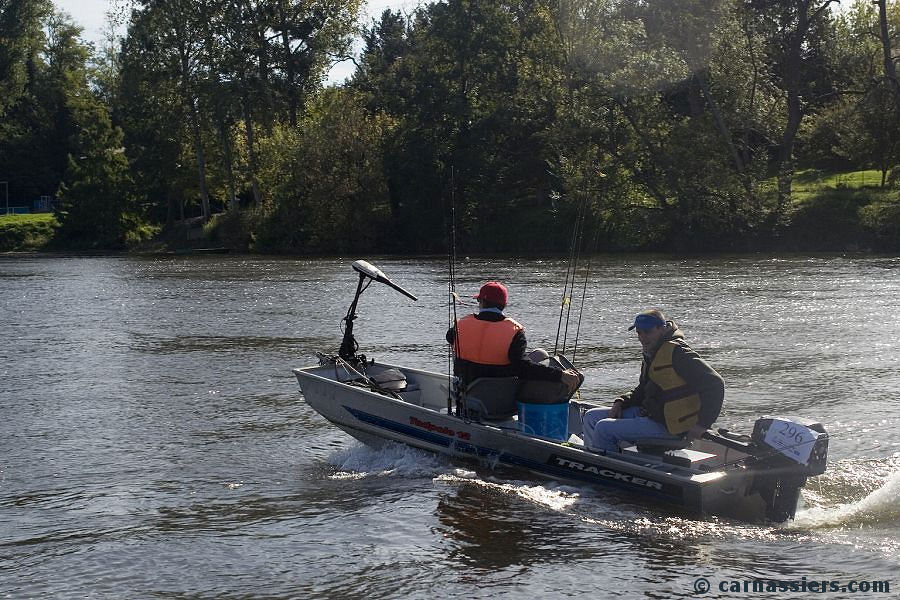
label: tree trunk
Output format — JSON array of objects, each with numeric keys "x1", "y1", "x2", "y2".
[
  {"x1": 200, "y1": 13, "x2": 237, "y2": 213},
  {"x1": 189, "y1": 98, "x2": 211, "y2": 221},
  {"x1": 166, "y1": 192, "x2": 176, "y2": 227},
  {"x1": 742, "y1": 18, "x2": 759, "y2": 172},
  {"x1": 695, "y1": 68, "x2": 752, "y2": 199},
  {"x1": 776, "y1": 88, "x2": 802, "y2": 222},
  {"x1": 240, "y1": 76, "x2": 262, "y2": 207},
  {"x1": 774, "y1": 3, "x2": 809, "y2": 224},
  {"x1": 278, "y1": 3, "x2": 299, "y2": 128},
  {"x1": 249, "y1": 1, "x2": 274, "y2": 132},
  {"x1": 214, "y1": 102, "x2": 238, "y2": 212},
  {"x1": 876, "y1": 0, "x2": 900, "y2": 126},
  {"x1": 180, "y1": 47, "x2": 210, "y2": 221},
  {"x1": 615, "y1": 99, "x2": 673, "y2": 210}
]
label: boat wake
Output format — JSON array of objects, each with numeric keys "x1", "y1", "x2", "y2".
[
  {"x1": 435, "y1": 472, "x2": 583, "y2": 512},
  {"x1": 791, "y1": 468, "x2": 900, "y2": 529},
  {"x1": 434, "y1": 471, "x2": 790, "y2": 541},
  {"x1": 322, "y1": 442, "x2": 898, "y2": 554},
  {"x1": 325, "y1": 441, "x2": 456, "y2": 480},
  {"x1": 431, "y1": 455, "x2": 900, "y2": 549},
  {"x1": 319, "y1": 442, "x2": 899, "y2": 566},
  {"x1": 324, "y1": 442, "x2": 585, "y2": 512}
]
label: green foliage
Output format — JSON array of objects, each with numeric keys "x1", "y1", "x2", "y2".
[
  {"x1": 784, "y1": 187, "x2": 897, "y2": 250},
  {"x1": 202, "y1": 210, "x2": 257, "y2": 250},
  {"x1": 0, "y1": 0, "x2": 51, "y2": 114},
  {"x1": 1, "y1": 0, "x2": 898, "y2": 254},
  {"x1": 0, "y1": 7, "x2": 152, "y2": 248},
  {"x1": 113, "y1": 0, "x2": 363, "y2": 223},
  {"x1": 41, "y1": 14, "x2": 145, "y2": 249},
  {"x1": 859, "y1": 198, "x2": 900, "y2": 251},
  {"x1": 771, "y1": 167, "x2": 899, "y2": 250},
  {"x1": 351, "y1": 0, "x2": 582, "y2": 252},
  {"x1": 0, "y1": 213, "x2": 58, "y2": 251},
  {"x1": 248, "y1": 88, "x2": 394, "y2": 253},
  {"x1": 802, "y1": 1, "x2": 900, "y2": 178}
]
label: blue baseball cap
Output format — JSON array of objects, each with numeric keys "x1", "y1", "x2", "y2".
[{"x1": 628, "y1": 311, "x2": 667, "y2": 331}]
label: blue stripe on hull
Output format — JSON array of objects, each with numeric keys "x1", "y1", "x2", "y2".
[{"x1": 344, "y1": 406, "x2": 686, "y2": 504}]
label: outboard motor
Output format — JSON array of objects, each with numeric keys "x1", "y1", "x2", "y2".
[{"x1": 746, "y1": 416, "x2": 829, "y2": 521}]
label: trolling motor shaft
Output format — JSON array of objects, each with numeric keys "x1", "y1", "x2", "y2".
[
  {"x1": 337, "y1": 260, "x2": 417, "y2": 364},
  {"x1": 338, "y1": 272, "x2": 368, "y2": 362}
]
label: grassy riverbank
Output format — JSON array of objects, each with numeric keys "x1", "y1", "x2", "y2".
[
  {"x1": 786, "y1": 169, "x2": 899, "y2": 252},
  {"x1": 200, "y1": 167, "x2": 897, "y2": 254},
  {"x1": 2, "y1": 168, "x2": 897, "y2": 254},
  {"x1": 0, "y1": 213, "x2": 59, "y2": 251}
]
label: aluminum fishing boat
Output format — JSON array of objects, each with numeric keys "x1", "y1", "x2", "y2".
[{"x1": 293, "y1": 260, "x2": 829, "y2": 523}]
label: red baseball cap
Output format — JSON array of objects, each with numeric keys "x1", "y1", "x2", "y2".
[{"x1": 474, "y1": 281, "x2": 508, "y2": 307}]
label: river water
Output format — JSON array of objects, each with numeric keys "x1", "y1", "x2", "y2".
[{"x1": 1, "y1": 254, "x2": 898, "y2": 598}]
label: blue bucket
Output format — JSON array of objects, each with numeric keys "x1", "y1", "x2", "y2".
[{"x1": 518, "y1": 401, "x2": 568, "y2": 441}]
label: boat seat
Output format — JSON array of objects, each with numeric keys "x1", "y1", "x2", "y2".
[
  {"x1": 626, "y1": 437, "x2": 720, "y2": 469},
  {"x1": 461, "y1": 377, "x2": 518, "y2": 420},
  {"x1": 633, "y1": 437, "x2": 691, "y2": 454}
]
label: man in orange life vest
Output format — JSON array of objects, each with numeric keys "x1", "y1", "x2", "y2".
[
  {"x1": 446, "y1": 281, "x2": 580, "y2": 392},
  {"x1": 582, "y1": 309, "x2": 724, "y2": 452}
]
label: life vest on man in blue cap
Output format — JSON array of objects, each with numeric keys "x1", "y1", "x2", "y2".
[
  {"x1": 454, "y1": 314, "x2": 523, "y2": 366},
  {"x1": 644, "y1": 338, "x2": 702, "y2": 434}
]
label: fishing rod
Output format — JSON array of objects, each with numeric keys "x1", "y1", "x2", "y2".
[
  {"x1": 553, "y1": 200, "x2": 579, "y2": 354},
  {"x1": 333, "y1": 356, "x2": 403, "y2": 400},
  {"x1": 561, "y1": 195, "x2": 589, "y2": 356},
  {"x1": 571, "y1": 226, "x2": 601, "y2": 365},
  {"x1": 554, "y1": 193, "x2": 590, "y2": 358},
  {"x1": 447, "y1": 166, "x2": 461, "y2": 416}
]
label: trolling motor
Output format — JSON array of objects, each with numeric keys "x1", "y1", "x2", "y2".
[{"x1": 338, "y1": 260, "x2": 417, "y2": 364}]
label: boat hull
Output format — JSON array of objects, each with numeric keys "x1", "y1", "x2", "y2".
[{"x1": 293, "y1": 362, "x2": 778, "y2": 521}]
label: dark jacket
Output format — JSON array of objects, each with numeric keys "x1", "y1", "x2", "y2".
[
  {"x1": 446, "y1": 311, "x2": 563, "y2": 386},
  {"x1": 619, "y1": 324, "x2": 724, "y2": 428}
]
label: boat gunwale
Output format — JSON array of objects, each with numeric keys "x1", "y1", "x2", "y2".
[{"x1": 292, "y1": 361, "x2": 724, "y2": 486}]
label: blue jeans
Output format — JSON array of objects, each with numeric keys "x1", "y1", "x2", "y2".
[{"x1": 582, "y1": 406, "x2": 677, "y2": 452}]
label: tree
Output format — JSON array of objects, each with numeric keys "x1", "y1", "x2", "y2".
[
  {"x1": 127, "y1": 0, "x2": 212, "y2": 220},
  {"x1": 273, "y1": 0, "x2": 361, "y2": 126},
  {"x1": 56, "y1": 96, "x2": 139, "y2": 247},
  {"x1": 43, "y1": 12, "x2": 140, "y2": 247},
  {"x1": 353, "y1": 9, "x2": 412, "y2": 112},
  {"x1": 554, "y1": 0, "x2": 772, "y2": 248},
  {"x1": 253, "y1": 88, "x2": 394, "y2": 252},
  {"x1": 803, "y1": 0, "x2": 900, "y2": 184},
  {"x1": 119, "y1": 4, "x2": 204, "y2": 224},
  {"x1": 355, "y1": 0, "x2": 578, "y2": 252},
  {"x1": 0, "y1": 0, "x2": 54, "y2": 202},
  {"x1": 0, "y1": 0, "x2": 51, "y2": 115},
  {"x1": 875, "y1": 0, "x2": 900, "y2": 126},
  {"x1": 745, "y1": 0, "x2": 842, "y2": 223}
]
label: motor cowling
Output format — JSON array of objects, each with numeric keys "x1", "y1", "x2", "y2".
[{"x1": 751, "y1": 416, "x2": 829, "y2": 476}]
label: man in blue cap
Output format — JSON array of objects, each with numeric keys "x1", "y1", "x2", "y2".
[{"x1": 581, "y1": 309, "x2": 724, "y2": 452}]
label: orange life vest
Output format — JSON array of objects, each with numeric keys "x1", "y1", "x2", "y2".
[{"x1": 454, "y1": 314, "x2": 524, "y2": 366}]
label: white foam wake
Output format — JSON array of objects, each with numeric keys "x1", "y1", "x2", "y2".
[
  {"x1": 435, "y1": 473, "x2": 582, "y2": 511},
  {"x1": 326, "y1": 441, "x2": 449, "y2": 480},
  {"x1": 791, "y1": 470, "x2": 900, "y2": 528}
]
